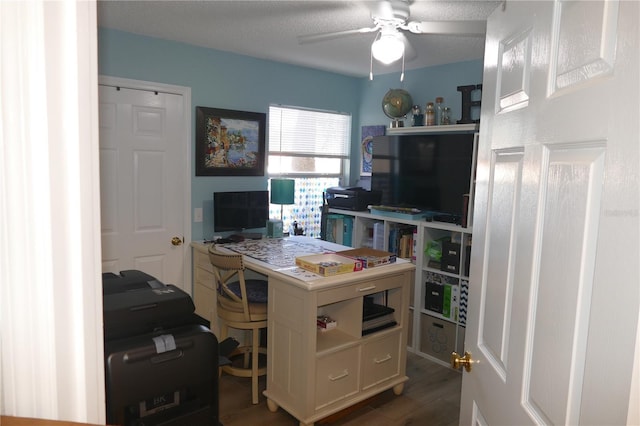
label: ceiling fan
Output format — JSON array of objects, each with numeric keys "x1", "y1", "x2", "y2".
[{"x1": 297, "y1": 0, "x2": 486, "y2": 67}]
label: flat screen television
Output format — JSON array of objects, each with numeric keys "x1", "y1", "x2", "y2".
[
  {"x1": 213, "y1": 190, "x2": 269, "y2": 232},
  {"x1": 370, "y1": 133, "x2": 476, "y2": 220}
]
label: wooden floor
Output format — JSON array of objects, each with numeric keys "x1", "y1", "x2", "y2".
[{"x1": 218, "y1": 352, "x2": 462, "y2": 426}]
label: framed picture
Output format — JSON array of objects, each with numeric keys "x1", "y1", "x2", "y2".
[
  {"x1": 195, "y1": 106, "x2": 266, "y2": 176},
  {"x1": 360, "y1": 125, "x2": 385, "y2": 176}
]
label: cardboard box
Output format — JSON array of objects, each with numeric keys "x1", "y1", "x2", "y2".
[
  {"x1": 420, "y1": 314, "x2": 458, "y2": 364},
  {"x1": 295, "y1": 253, "x2": 362, "y2": 276},
  {"x1": 317, "y1": 315, "x2": 337, "y2": 331},
  {"x1": 337, "y1": 247, "x2": 397, "y2": 268}
]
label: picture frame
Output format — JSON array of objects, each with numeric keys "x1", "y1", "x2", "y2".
[
  {"x1": 360, "y1": 125, "x2": 386, "y2": 176},
  {"x1": 195, "y1": 106, "x2": 266, "y2": 176}
]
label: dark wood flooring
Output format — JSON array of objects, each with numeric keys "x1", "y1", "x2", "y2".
[{"x1": 218, "y1": 352, "x2": 462, "y2": 426}]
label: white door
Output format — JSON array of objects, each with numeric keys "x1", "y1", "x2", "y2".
[
  {"x1": 461, "y1": 1, "x2": 639, "y2": 424},
  {"x1": 99, "y1": 83, "x2": 188, "y2": 290}
]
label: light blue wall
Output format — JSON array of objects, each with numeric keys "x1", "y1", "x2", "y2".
[
  {"x1": 358, "y1": 60, "x2": 484, "y2": 128},
  {"x1": 355, "y1": 60, "x2": 484, "y2": 188},
  {"x1": 98, "y1": 28, "x2": 483, "y2": 240},
  {"x1": 99, "y1": 28, "x2": 362, "y2": 239}
]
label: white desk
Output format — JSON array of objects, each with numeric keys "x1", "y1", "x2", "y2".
[{"x1": 191, "y1": 237, "x2": 415, "y2": 426}]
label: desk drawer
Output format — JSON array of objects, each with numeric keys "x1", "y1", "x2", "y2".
[
  {"x1": 195, "y1": 266, "x2": 215, "y2": 291},
  {"x1": 361, "y1": 331, "x2": 401, "y2": 390},
  {"x1": 194, "y1": 247, "x2": 214, "y2": 273},
  {"x1": 317, "y1": 274, "x2": 403, "y2": 306},
  {"x1": 315, "y1": 346, "x2": 360, "y2": 410},
  {"x1": 193, "y1": 282, "x2": 216, "y2": 326}
]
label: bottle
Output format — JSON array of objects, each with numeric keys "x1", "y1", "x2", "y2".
[
  {"x1": 425, "y1": 102, "x2": 435, "y2": 126},
  {"x1": 435, "y1": 97, "x2": 444, "y2": 125},
  {"x1": 411, "y1": 105, "x2": 423, "y2": 126},
  {"x1": 441, "y1": 107, "x2": 451, "y2": 125}
]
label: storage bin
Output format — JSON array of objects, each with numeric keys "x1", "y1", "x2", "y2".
[
  {"x1": 440, "y1": 241, "x2": 461, "y2": 274},
  {"x1": 420, "y1": 315, "x2": 457, "y2": 364}
]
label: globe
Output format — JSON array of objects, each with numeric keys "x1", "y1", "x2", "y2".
[{"x1": 382, "y1": 89, "x2": 413, "y2": 121}]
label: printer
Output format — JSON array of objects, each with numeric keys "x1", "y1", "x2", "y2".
[
  {"x1": 102, "y1": 270, "x2": 197, "y2": 341},
  {"x1": 326, "y1": 186, "x2": 382, "y2": 211}
]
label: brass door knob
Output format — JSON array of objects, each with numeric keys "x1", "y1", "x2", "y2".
[
  {"x1": 171, "y1": 236, "x2": 183, "y2": 246},
  {"x1": 451, "y1": 351, "x2": 475, "y2": 372}
]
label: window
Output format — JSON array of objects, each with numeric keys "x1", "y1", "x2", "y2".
[{"x1": 268, "y1": 105, "x2": 351, "y2": 237}]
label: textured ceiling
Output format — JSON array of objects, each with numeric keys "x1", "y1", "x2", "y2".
[{"x1": 97, "y1": 0, "x2": 501, "y2": 77}]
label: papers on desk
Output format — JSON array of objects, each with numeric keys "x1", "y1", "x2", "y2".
[
  {"x1": 274, "y1": 266, "x2": 325, "y2": 282},
  {"x1": 223, "y1": 238, "x2": 336, "y2": 268},
  {"x1": 220, "y1": 237, "x2": 404, "y2": 282}
]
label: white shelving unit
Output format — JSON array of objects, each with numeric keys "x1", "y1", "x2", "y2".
[
  {"x1": 326, "y1": 209, "x2": 471, "y2": 367},
  {"x1": 386, "y1": 123, "x2": 478, "y2": 135},
  {"x1": 326, "y1": 125, "x2": 479, "y2": 368}
]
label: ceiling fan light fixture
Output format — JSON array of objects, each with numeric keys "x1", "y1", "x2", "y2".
[{"x1": 371, "y1": 32, "x2": 404, "y2": 65}]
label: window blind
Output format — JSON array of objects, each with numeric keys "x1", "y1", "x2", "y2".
[{"x1": 268, "y1": 105, "x2": 351, "y2": 157}]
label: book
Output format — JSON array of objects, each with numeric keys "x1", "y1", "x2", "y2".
[
  {"x1": 389, "y1": 224, "x2": 415, "y2": 258},
  {"x1": 442, "y1": 284, "x2": 459, "y2": 320}
]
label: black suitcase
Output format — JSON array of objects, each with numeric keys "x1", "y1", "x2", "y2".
[{"x1": 105, "y1": 324, "x2": 218, "y2": 426}]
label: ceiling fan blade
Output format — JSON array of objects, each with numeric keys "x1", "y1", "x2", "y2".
[
  {"x1": 298, "y1": 26, "x2": 378, "y2": 44},
  {"x1": 406, "y1": 20, "x2": 486, "y2": 36}
]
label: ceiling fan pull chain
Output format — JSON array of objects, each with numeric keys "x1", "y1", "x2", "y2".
[
  {"x1": 369, "y1": 32, "x2": 382, "y2": 81},
  {"x1": 369, "y1": 43, "x2": 374, "y2": 81}
]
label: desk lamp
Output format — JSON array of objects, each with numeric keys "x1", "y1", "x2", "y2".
[{"x1": 268, "y1": 178, "x2": 295, "y2": 238}]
